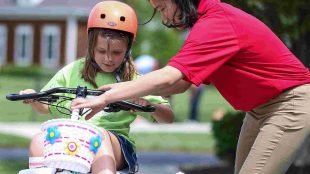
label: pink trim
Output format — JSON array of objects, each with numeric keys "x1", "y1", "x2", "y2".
[{"x1": 29, "y1": 162, "x2": 44, "y2": 166}]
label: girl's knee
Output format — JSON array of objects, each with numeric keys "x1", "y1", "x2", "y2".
[
  {"x1": 91, "y1": 129, "x2": 117, "y2": 173},
  {"x1": 29, "y1": 132, "x2": 45, "y2": 157}
]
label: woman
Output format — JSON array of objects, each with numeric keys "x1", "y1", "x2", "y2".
[
  {"x1": 72, "y1": 0, "x2": 310, "y2": 173},
  {"x1": 20, "y1": 1, "x2": 174, "y2": 173}
]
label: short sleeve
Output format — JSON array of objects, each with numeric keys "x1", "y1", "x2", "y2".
[
  {"x1": 168, "y1": 13, "x2": 240, "y2": 86},
  {"x1": 41, "y1": 64, "x2": 72, "y2": 116}
]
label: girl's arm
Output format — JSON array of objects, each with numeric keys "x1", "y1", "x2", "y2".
[
  {"x1": 20, "y1": 89, "x2": 50, "y2": 114},
  {"x1": 151, "y1": 103, "x2": 174, "y2": 123},
  {"x1": 130, "y1": 98, "x2": 174, "y2": 123}
]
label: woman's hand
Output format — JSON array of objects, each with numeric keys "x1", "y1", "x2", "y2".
[
  {"x1": 71, "y1": 96, "x2": 107, "y2": 120},
  {"x1": 19, "y1": 89, "x2": 36, "y2": 104}
]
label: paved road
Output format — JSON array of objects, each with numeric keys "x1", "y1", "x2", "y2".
[
  {"x1": 0, "y1": 121, "x2": 214, "y2": 174},
  {"x1": 0, "y1": 148, "x2": 221, "y2": 174}
]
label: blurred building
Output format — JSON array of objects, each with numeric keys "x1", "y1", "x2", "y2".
[{"x1": 0, "y1": 0, "x2": 102, "y2": 68}]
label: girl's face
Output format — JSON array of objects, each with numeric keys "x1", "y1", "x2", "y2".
[
  {"x1": 149, "y1": 0, "x2": 181, "y2": 27},
  {"x1": 94, "y1": 35, "x2": 128, "y2": 73}
]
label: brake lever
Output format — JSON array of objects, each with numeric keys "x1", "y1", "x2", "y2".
[
  {"x1": 104, "y1": 103, "x2": 130, "y2": 112},
  {"x1": 35, "y1": 95, "x2": 60, "y2": 103}
]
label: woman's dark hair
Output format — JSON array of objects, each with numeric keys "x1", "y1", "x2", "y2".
[
  {"x1": 144, "y1": 0, "x2": 201, "y2": 29},
  {"x1": 167, "y1": 0, "x2": 201, "y2": 28}
]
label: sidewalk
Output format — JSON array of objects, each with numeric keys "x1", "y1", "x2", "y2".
[{"x1": 0, "y1": 121, "x2": 211, "y2": 138}]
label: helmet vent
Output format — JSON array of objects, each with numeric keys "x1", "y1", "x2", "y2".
[
  {"x1": 100, "y1": 14, "x2": 106, "y2": 19},
  {"x1": 120, "y1": 16, "x2": 126, "y2": 22}
]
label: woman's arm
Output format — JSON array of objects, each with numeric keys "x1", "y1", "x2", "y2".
[
  {"x1": 72, "y1": 66, "x2": 185, "y2": 118},
  {"x1": 151, "y1": 79, "x2": 191, "y2": 96},
  {"x1": 102, "y1": 66, "x2": 184, "y2": 103}
]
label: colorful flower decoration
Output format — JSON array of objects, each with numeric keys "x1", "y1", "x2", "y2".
[
  {"x1": 46, "y1": 126, "x2": 61, "y2": 144},
  {"x1": 90, "y1": 135, "x2": 102, "y2": 154},
  {"x1": 64, "y1": 139, "x2": 80, "y2": 156}
]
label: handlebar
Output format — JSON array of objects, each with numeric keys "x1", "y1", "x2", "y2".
[{"x1": 6, "y1": 87, "x2": 155, "y2": 113}]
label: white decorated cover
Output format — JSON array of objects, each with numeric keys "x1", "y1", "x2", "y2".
[{"x1": 41, "y1": 119, "x2": 103, "y2": 173}]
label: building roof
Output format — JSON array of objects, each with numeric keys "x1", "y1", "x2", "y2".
[
  {"x1": 0, "y1": 0, "x2": 15, "y2": 6},
  {"x1": 0, "y1": 0, "x2": 103, "y2": 19}
]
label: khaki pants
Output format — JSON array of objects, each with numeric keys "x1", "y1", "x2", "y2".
[{"x1": 235, "y1": 84, "x2": 310, "y2": 174}]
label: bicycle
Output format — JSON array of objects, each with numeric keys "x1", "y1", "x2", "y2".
[{"x1": 6, "y1": 86, "x2": 155, "y2": 174}]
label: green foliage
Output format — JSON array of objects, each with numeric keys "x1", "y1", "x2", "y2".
[
  {"x1": 212, "y1": 111, "x2": 245, "y2": 162},
  {"x1": 0, "y1": 65, "x2": 56, "y2": 77},
  {"x1": 126, "y1": 0, "x2": 183, "y2": 64},
  {"x1": 223, "y1": 0, "x2": 310, "y2": 38}
]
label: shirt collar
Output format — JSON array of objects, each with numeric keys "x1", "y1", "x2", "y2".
[{"x1": 198, "y1": 0, "x2": 221, "y2": 17}]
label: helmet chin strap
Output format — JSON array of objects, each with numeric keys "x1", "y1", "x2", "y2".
[
  {"x1": 114, "y1": 36, "x2": 133, "y2": 83},
  {"x1": 91, "y1": 59, "x2": 101, "y2": 70},
  {"x1": 114, "y1": 49, "x2": 131, "y2": 83}
]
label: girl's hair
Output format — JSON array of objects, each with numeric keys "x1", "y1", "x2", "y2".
[
  {"x1": 146, "y1": 0, "x2": 201, "y2": 29},
  {"x1": 81, "y1": 28, "x2": 137, "y2": 88}
]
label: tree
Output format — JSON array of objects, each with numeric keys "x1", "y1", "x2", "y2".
[{"x1": 125, "y1": 0, "x2": 183, "y2": 65}]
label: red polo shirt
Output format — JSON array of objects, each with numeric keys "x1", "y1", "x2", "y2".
[{"x1": 168, "y1": 0, "x2": 310, "y2": 111}]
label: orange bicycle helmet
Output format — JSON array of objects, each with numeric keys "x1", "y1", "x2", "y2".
[{"x1": 87, "y1": 0, "x2": 138, "y2": 40}]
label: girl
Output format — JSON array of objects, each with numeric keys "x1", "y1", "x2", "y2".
[
  {"x1": 20, "y1": 1, "x2": 174, "y2": 174},
  {"x1": 71, "y1": 0, "x2": 310, "y2": 174}
]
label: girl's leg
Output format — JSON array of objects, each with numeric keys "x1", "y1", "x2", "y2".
[
  {"x1": 234, "y1": 113, "x2": 260, "y2": 174},
  {"x1": 29, "y1": 132, "x2": 44, "y2": 157},
  {"x1": 107, "y1": 131, "x2": 126, "y2": 170},
  {"x1": 91, "y1": 129, "x2": 125, "y2": 174}
]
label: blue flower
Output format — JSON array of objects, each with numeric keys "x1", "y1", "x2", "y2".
[
  {"x1": 46, "y1": 126, "x2": 61, "y2": 144},
  {"x1": 90, "y1": 135, "x2": 102, "y2": 154}
]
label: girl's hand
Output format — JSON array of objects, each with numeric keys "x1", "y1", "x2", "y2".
[
  {"x1": 71, "y1": 96, "x2": 107, "y2": 120},
  {"x1": 129, "y1": 98, "x2": 152, "y2": 112},
  {"x1": 19, "y1": 89, "x2": 36, "y2": 104}
]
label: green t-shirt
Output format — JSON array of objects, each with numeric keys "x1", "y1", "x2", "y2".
[{"x1": 41, "y1": 58, "x2": 169, "y2": 148}]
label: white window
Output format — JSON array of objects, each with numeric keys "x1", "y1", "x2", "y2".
[
  {"x1": 41, "y1": 25, "x2": 61, "y2": 68},
  {"x1": 0, "y1": 25, "x2": 7, "y2": 65},
  {"x1": 16, "y1": 0, "x2": 44, "y2": 7},
  {"x1": 14, "y1": 25, "x2": 33, "y2": 66}
]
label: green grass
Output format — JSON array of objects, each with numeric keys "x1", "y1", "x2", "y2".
[
  {"x1": 0, "y1": 132, "x2": 215, "y2": 152},
  {"x1": 0, "y1": 75, "x2": 51, "y2": 122},
  {"x1": 0, "y1": 133, "x2": 30, "y2": 148},
  {"x1": 1, "y1": 74, "x2": 234, "y2": 122},
  {"x1": 0, "y1": 160, "x2": 27, "y2": 174},
  {"x1": 132, "y1": 132, "x2": 215, "y2": 153},
  {"x1": 0, "y1": 131, "x2": 215, "y2": 173},
  {"x1": 171, "y1": 86, "x2": 234, "y2": 122},
  {"x1": 0, "y1": 73, "x2": 233, "y2": 172}
]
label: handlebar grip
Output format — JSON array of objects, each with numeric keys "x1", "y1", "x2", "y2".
[
  {"x1": 6, "y1": 93, "x2": 37, "y2": 101},
  {"x1": 116, "y1": 101, "x2": 156, "y2": 112}
]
